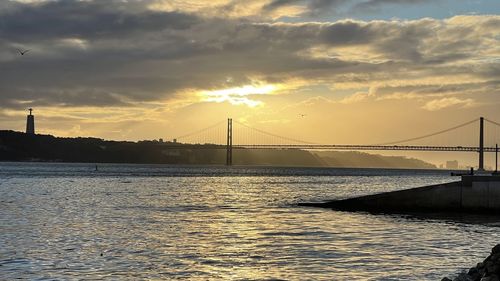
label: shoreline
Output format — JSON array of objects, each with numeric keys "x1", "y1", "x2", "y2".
[{"x1": 0, "y1": 160, "x2": 463, "y2": 172}]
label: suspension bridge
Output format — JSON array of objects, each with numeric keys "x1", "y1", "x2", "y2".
[{"x1": 169, "y1": 117, "x2": 500, "y2": 169}]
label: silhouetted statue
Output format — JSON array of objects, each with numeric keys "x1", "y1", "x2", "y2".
[{"x1": 26, "y1": 108, "x2": 35, "y2": 135}]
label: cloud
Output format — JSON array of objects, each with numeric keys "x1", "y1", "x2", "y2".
[
  {"x1": 262, "y1": 0, "x2": 349, "y2": 17},
  {"x1": 0, "y1": 1, "x2": 199, "y2": 42},
  {"x1": 353, "y1": 0, "x2": 436, "y2": 13},
  {"x1": 422, "y1": 97, "x2": 475, "y2": 111},
  {"x1": 340, "y1": 86, "x2": 377, "y2": 104},
  {"x1": 0, "y1": 0, "x2": 498, "y2": 117},
  {"x1": 261, "y1": 0, "x2": 436, "y2": 18}
]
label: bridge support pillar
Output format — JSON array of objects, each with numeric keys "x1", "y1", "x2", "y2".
[
  {"x1": 226, "y1": 118, "x2": 232, "y2": 166},
  {"x1": 479, "y1": 117, "x2": 484, "y2": 171}
]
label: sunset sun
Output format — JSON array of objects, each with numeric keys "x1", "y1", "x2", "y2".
[{"x1": 199, "y1": 84, "x2": 277, "y2": 107}]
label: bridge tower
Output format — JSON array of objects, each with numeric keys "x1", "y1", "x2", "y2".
[
  {"x1": 26, "y1": 108, "x2": 35, "y2": 135},
  {"x1": 479, "y1": 117, "x2": 484, "y2": 171},
  {"x1": 226, "y1": 118, "x2": 232, "y2": 166}
]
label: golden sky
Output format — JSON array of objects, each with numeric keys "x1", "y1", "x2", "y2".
[{"x1": 0, "y1": 0, "x2": 499, "y2": 165}]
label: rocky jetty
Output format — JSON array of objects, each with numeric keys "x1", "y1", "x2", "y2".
[{"x1": 442, "y1": 244, "x2": 500, "y2": 281}]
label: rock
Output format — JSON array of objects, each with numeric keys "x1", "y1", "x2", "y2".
[
  {"x1": 468, "y1": 267, "x2": 481, "y2": 281},
  {"x1": 485, "y1": 261, "x2": 498, "y2": 274},
  {"x1": 491, "y1": 245, "x2": 500, "y2": 255},
  {"x1": 469, "y1": 267, "x2": 479, "y2": 275},
  {"x1": 454, "y1": 272, "x2": 473, "y2": 281},
  {"x1": 444, "y1": 245, "x2": 500, "y2": 281},
  {"x1": 490, "y1": 254, "x2": 500, "y2": 263},
  {"x1": 480, "y1": 275, "x2": 499, "y2": 281}
]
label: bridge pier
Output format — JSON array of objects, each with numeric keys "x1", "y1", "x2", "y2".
[{"x1": 226, "y1": 118, "x2": 232, "y2": 166}]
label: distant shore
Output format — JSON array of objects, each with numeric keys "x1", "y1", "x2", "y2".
[{"x1": 0, "y1": 130, "x2": 436, "y2": 169}]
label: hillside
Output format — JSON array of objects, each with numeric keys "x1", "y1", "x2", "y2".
[{"x1": 314, "y1": 151, "x2": 436, "y2": 169}]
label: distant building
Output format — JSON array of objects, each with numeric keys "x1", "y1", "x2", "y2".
[
  {"x1": 26, "y1": 108, "x2": 35, "y2": 135},
  {"x1": 446, "y1": 160, "x2": 459, "y2": 169}
]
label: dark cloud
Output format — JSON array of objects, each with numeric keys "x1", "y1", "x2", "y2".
[
  {"x1": 319, "y1": 21, "x2": 375, "y2": 45},
  {"x1": 375, "y1": 81, "x2": 500, "y2": 97},
  {"x1": 307, "y1": 0, "x2": 349, "y2": 15},
  {"x1": 353, "y1": 0, "x2": 435, "y2": 12},
  {"x1": 262, "y1": 0, "x2": 302, "y2": 11},
  {"x1": 0, "y1": 0, "x2": 198, "y2": 42}
]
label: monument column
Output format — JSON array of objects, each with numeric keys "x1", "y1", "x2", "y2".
[{"x1": 26, "y1": 108, "x2": 35, "y2": 134}]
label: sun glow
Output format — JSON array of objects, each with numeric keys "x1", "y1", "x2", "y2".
[{"x1": 199, "y1": 84, "x2": 277, "y2": 107}]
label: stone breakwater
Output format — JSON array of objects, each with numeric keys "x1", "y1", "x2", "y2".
[{"x1": 442, "y1": 244, "x2": 500, "y2": 281}]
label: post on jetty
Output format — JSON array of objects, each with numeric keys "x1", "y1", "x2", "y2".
[
  {"x1": 495, "y1": 144, "x2": 498, "y2": 174},
  {"x1": 479, "y1": 117, "x2": 484, "y2": 171}
]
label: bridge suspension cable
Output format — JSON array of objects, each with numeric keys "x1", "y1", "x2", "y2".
[
  {"x1": 374, "y1": 118, "x2": 479, "y2": 146},
  {"x1": 485, "y1": 118, "x2": 500, "y2": 148},
  {"x1": 173, "y1": 120, "x2": 226, "y2": 144},
  {"x1": 485, "y1": 118, "x2": 500, "y2": 127},
  {"x1": 232, "y1": 120, "x2": 316, "y2": 145},
  {"x1": 168, "y1": 116, "x2": 500, "y2": 148}
]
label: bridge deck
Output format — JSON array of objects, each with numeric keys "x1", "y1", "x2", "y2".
[
  {"x1": 163, "y1": 144, "x2": 498, "y2": 152},
  {"x1": 233, "y1": 145, "x2": 496, "y2": 152}
]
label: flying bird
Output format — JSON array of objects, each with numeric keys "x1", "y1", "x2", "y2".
[
  {"x1": 17, "y1": 49, "x2": 30, "y2": 56},
  {"x1": 299, "y1": 114, "x2": 307, "y2": 117}
]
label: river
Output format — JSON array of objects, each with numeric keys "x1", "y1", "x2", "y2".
[{"x1": 1, "y1": 163, "x2": 498, "y2": 280}]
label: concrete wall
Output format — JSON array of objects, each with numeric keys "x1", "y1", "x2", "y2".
[
  {"x1": 463, "y1": 179, "x2": 500, "y2": 210},
  {"x1": 488, "y1": 181, "x2": 500, "y2": 209},
  {"x1": 300, "y1": 175, "x2": 500, "y2": 213},
  {"x1": 462, "y1": 181, "x2": 489, "y2": 210}
]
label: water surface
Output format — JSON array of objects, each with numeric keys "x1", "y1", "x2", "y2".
[{"x1": 1, "y1": 163, "x2": 498, "y2": 280}]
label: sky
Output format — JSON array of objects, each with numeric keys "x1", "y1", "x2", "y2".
[{"x1": 0, "y1": 0, "x2": 499, "y2": 166}]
